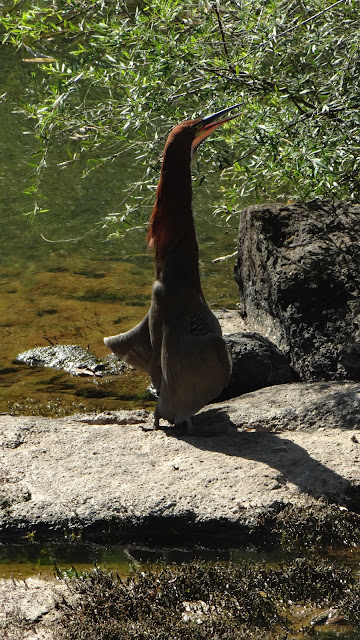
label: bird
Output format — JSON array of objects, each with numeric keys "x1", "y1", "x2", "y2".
[{"x1": 104, "y1": 104, "x2": 240, "y2": 431}]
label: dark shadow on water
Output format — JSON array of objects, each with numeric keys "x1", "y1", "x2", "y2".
[{"x1": 166, "y1": 408, "x2": 352, "y2": 505}]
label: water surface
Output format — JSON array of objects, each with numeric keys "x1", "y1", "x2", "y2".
[{"x1": 0, "y1": 47, "x2": 239, "y2": 416}]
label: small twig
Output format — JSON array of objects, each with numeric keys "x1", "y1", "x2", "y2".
[
  {"x1": 213, "y1": 1, "x2": 234, "y2": 70},
  {"x1": 40, "y1": 228, "x2": 97, "y2": 243},
  {"x1": 212, "y1": 250, "x2": 237, "y2": 263}
]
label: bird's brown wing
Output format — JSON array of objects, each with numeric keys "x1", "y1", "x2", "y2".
[
  {"x1": 157, "y1": 327, "x2": 232, "y2": 424},
  {"x1": 104, "y1": 313, "x2": 152, "y2": 373},
  {"x1": 187, "y1": 306, "x2": 222, "y2": 336}
]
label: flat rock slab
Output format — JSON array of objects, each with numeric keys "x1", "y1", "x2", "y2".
[
  {"x1": 0, "y1": 577, "x2": 67, "y2": 640},
  {"x1": 1, "y1": 381, "x2": 359, "y2": 546}
]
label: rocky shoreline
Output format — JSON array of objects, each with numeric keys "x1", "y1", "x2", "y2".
[{"x1": 1, "y1": 201, "x2": 360, "y2": 638}]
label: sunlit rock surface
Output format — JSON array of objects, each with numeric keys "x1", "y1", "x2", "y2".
[{"x1": 0, "y1": 382, "x2": 359, "y2": 547}]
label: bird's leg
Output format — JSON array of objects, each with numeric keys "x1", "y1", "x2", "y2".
[
  {"x1": 141, "y1": 406, "x2": 160, "y2": 432},
  {"x1": 154, "y1": 407, "x2": 160, "y2": 429}
]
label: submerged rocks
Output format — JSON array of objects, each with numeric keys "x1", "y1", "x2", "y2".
[
  {"x1": 234, "y1": 200, "x2": 360, "y2": 381},
  {"x1": 15, "y1": 344, "x2": 126, "y2": 377}
]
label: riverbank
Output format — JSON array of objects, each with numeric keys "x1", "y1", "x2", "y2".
[{"x1": 1, "y1": 379, "x2": 359, "y2": 639}]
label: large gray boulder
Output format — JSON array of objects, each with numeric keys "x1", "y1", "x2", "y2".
[{"x1": 234, "y1": 200, "x2": 360, "y2": 381}]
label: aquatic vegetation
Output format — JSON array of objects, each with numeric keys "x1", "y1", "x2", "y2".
[
  {"x1": 54, "y1": 558, "x2": 359, "y2": 640},
  {"x1": 273, "y1": 504, "x2": 360, "y2": 549}
]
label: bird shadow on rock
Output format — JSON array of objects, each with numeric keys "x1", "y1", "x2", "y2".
[{"x1": 166, "y1": 408, "x2": 353, "y2": 506}]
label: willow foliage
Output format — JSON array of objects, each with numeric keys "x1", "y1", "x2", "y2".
[{"x1": 1, "y1": 0, "x2": 359, "y2": 227}]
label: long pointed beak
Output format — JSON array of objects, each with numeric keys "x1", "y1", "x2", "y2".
[{"x1": 192, "y1": 103, "x2": 241, "y2": 153}]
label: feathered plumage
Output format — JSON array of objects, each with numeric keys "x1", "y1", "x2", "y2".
[{"x1": 104, "y1": 106, "x2": 240, "y2": 429}]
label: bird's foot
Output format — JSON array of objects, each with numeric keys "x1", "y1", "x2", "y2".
[
  {"x1": 171, "y1": 417, "x2": 195, "y2": 436},
  {"x1": 141, "y1": 412, "x2": 195, "y2": 435}
]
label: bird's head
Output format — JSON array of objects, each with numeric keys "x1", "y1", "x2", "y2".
[
  {"x1": 161, "y1": 103, "x2": 241, "y2": 163},
  {"x1": 191, "y1": 103, "x2": 241, "y2": 155},
  {"x1": 147, "y1": 104, "x2": 241, "y2": 253}
]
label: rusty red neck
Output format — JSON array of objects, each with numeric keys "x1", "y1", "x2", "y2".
[
  {"x1": 147, "y1": 106, "x2": 241, "y2": 293},
  {"x1": 147, "y1": 122, "x2": 202, "y2": 293}
]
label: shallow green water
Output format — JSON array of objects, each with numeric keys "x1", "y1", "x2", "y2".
[
  {"x1": 0, "y1": 46, "x2": 239, "y2": 416},
  {"x1": 0, "y1": 541, "x2": 315, "y2": 580},
  {"x1": 1, "y1": 540, "x2": 359, "y2": 580}
]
